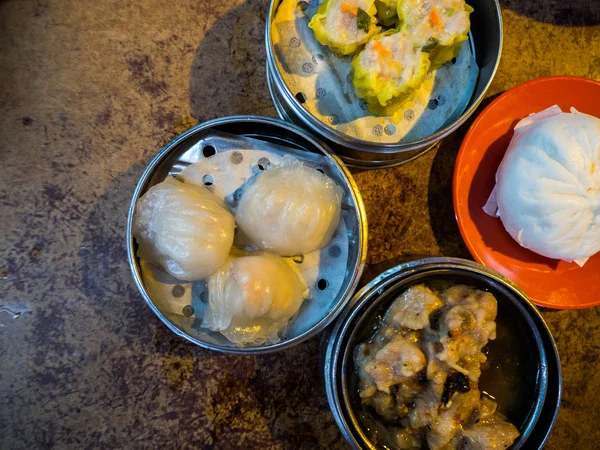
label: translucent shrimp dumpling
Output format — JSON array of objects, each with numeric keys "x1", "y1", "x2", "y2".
[
  {"x1": 202, "y1": 254, "x2": 307, "y2": 345},
  {"x1": 236, "y1": 161, "x2": 343, "y2": 256},
  {"x1": 132, "y1": 177, "x2": 235, "y2": 281}
]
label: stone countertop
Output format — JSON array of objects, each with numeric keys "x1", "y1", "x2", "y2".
[{"x1": 1, "y1": 0, "x2": 599, "y2": 448}]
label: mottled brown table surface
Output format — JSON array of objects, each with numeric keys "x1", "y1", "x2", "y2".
[{"x1": 1, "y1": 0, "x2": 600, "y2": 448}]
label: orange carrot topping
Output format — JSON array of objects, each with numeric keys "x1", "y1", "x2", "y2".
[
  {"x1": 341, "y1": 4, "x2": 358, "y2": 15},
  {"x1": 450, "y1": 329, "x2": 461, "y2": 338},
  {"x1": 430, "y1": 9, "x2": 441, "y2": 27},
  {"x1": 373, "y1": 40, "x2": 391, "y2": 58}
]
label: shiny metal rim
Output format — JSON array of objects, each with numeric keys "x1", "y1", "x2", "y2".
[
  {"x1": 266, "y1": 63, "x2": 441, "y2": 169},
  {"x1": 266, "y1": 62, "x2": 293, "y2": 123},
  {"x1": 126, "y1": 115, "x2": 368, "y2": 354}
]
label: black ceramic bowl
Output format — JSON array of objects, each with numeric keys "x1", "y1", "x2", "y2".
[{"x1": 324, "y1": 257, "x2": 561, "y2": 449}]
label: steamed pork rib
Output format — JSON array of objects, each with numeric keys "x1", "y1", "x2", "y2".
[
  {"x1": 408, "y1": 358, "x2": 447, "y2": 429},
  {"x1": 461, "y1": 422, "x2": 520, "y2": 450},
  {"x1": 427, "y1": 389, "x2": 480, "y2": 449},
  {"x1": 384, "y1": 284, "x2": 444, "y2": 330},
  {"x1": 436, "y1": 287, "x2": 497, "y2": 381},
  {"x1": 364, "y1": 336, "x2": 427, "y2": 393},
  {"x1": 355, "y1": 284, "x2": 519, "y2": 450}
]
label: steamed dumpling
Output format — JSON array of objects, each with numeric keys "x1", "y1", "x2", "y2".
[
  {"x1": 132, "y1": 177, "x2": 235, "y2": 281},
  {"x1": 351, "y1": 30, "x2": 431, "y2": 115},
  {"x1": 202, "y1": 254, "x2": 307, "y2": 345},
  {"x1": 374, "y1": 0, "x2": 399, "y2": 26},
  {"x1": 309, "y1": 0, "x2": 381, "y2": 56},
  {"x1": 236, "y1": 162, "x2": 342, "y2": 256},
  {"x1": 491, "y1": 107, "x2": 600, "y2": 263},
  {"x1": 397, "y1": 0, "x2": 472, "y2": 70}
]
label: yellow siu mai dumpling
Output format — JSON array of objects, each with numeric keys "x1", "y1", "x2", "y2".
[
  {"x1": 397, "y1": 0, "x2": 473, "y2": 70},
  {"x1": 202, "y1": 254, "x2": 307, "y2": 345},
  {"x1": 235, "y1": 161, "x2": 343, "y2": 256},
  {"x1": 309, "y1": 0, "x2": 381, "y2": 55},
  {"x1": 351, "y1": 30, "x2": 431, "y2": 115},
  {"x1": 132, "y1": 177, "x2": 235, "y2": 281}
]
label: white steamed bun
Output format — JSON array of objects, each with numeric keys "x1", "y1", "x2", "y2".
[
  {"x1": 133, "y1": 177, "x2": 235, "y2": 281},
  {"x1": 235, "y1": 160, "x2": 342, "y2": 256},
  {"x1": 491, "y1": 106, "x2": 600, "y2": 263},
  {"x1": 202, "y1": 254, "x2": 307, "y2": 345}
]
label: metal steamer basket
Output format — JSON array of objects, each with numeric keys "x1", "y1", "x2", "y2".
[
  {"x1": 265, "y1": 0, "x2": 503, "y2": 168},
  {"x1": 127, "y1": 116, "x2": 367, "y2": 354},
  {"x1": 324, "y1": 258, "x2": 561, "y2": 450}
]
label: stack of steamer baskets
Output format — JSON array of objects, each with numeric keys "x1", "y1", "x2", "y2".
[
  {"x1": 126, "y1": 0, "x2": 569, "y2": 448},
  {"x1": 265, "y1": 0, "x2": 503, "y2": 168}
]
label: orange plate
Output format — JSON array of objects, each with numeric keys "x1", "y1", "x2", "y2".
[{"x1": 453, "y1": 76, "x2": 600, "y2": 309}]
